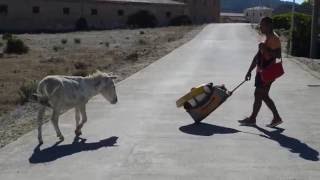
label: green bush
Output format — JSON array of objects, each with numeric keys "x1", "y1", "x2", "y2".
[
  {"x1": 72, "y1": 70, "x2": 89, "y2": 77},
  {"x1": 74, "y1": 38, "x2": 81, "y2": 44},
  {"x1": 138, "y1": 39, "x2": 147, "y2": 45},
  {"x1": 61, "y1": 39, "x2": 68, "y2": 44},
  {"x1": 2, "y1": 33, "x2": 13, "y2": 40},
  {"x1": 169, "y1": 15, "x2": 192, "y2": 26},
  {"x1": 53, "y1": 45, "x2": 64, "y2": 52},
  {"x1": 273, "y1": 13, "x2": 312, "y2": 57},
  {"x1": 5, "y1": 38, "x2": 29, "y2": 54},
  {"x1": 18, "y1": 80, "x2": 38, "y2": 105}
]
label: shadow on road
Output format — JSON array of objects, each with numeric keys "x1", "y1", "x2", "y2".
[
  {"x1": 179, "y1": 122, "x2": 240, "y2": 136},
  {"x1": 254, "y1": 125, "x2": 319, "y2": 161},
  {"x1": 29, "y1": 136, "x2": 118, "y2": 164}
]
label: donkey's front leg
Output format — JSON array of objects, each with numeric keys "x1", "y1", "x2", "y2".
[{"x1": 77, "y1": 104, "x2": 88, "y2": 134}]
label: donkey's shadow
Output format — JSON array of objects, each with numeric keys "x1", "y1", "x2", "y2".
[{"x1": 29, "y1": 136, "x2": 118, "y2": 164}]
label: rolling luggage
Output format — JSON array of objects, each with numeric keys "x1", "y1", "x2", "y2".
[{"x1": 176, "y1": 81, "x2": 246, "y2": 124}]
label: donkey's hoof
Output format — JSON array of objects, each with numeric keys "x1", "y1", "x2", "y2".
[
  {"x1": 38, "y1": 140, "x2": 43, "y2": 145},
  {"x1": 38, "y1": 137, "x2": 43, "y2": 144},
  {"x1": 58, "y1": 136, "x2": 64, "y2": 141}
]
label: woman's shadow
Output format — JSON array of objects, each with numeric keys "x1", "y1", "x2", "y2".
[
  {"x1": 179, "y1": 122, "x2": 240, "y2": 136},
  {"x1": 253, "y1": 125, "x2": 319, "y2": 161},
  {"x1": 29, "y1": 136, "x2": 118, "y2": 164}
]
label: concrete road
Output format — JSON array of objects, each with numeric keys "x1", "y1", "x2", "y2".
[{"x1": 1, "y1": 24, "x2": 319, "y2": 180}]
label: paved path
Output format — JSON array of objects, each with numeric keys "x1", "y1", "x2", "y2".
[{"x1": 1, "y1": 24, "x2": 319, "y2": 180}]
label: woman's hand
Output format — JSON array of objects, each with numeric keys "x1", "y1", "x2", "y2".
[
  {"x1": 245, "y1": 72, "x2": 252, "y2": 81},
  {"x1": 259, "y1": 43, "x2": 267, "y2": 53}
]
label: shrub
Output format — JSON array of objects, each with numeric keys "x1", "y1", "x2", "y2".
[
  {"x1": 5, "y1": 38, "x2": 29, "y2": 54},
  {"x1": 273, "y1": 13, "x2": 312, "y2": 57},
  {"x1": 53, "y1": 46, "x2": 64, "y2": 52},
  {"x1": 74, "y1": 61, "x2": 89, "y2": 70},
  {"x1": 138, "y1": 39, "x2": 147, "y2": 45},
  {"x1": 74, "y1": 38, "x2": 81, "y2": 44},
  {"x1": 2, "y1": 33, "x2": 13, "y2": 40},
  {"x1": 72, "y1": 70, "x2": 89, "y2": 77},
  {"x1": 0, "y1": 41, "x2": 3, "y2": 47},
  {"x1": 169, "y1": 15, "x2": 192, "y2": 26},
  {"x1": 168, "y1": 36, "x2": 176, "y2": 42},
  {"x1": 125, "y1": 52, "x2": 139, "y2": 61},
  {"x1": 127, "y1": 10, "x2": 158, "y2": 28},
  {"x1": 61, "y1": 39, "x2": 68, "y2": 44},
  {"x1": 18, "y1": 80, "x2": 38, "y2": 105}
]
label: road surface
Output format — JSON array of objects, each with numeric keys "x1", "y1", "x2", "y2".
[{"x1": 0, "y1": 24, "x2": 319, "y2": 180}]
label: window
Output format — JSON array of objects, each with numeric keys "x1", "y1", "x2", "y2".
[
  {"x1": 91, "y1": 8, "x2": 97, "y2": 15},
  {"x1": 33, "y1": 6, "x2": 40, "y2": 14},
  {"x1": 0, "y1": 4, "x2": 8, "y2": 15},
  {"x1": 166, "y1": 11, "x2": 171, "y2": 18},
  {"x1": 118, "y1": 9, "x2": 124, "y2": 16},
  {"x1": 63, "y1": 7, "x2": 70, "y2": 15}
]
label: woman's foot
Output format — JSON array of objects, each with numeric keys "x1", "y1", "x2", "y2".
[
  {"x1": 266, "y1": 118, "x2": 283, "y2": 128},
  {"x1": 238, "y1": 117, "x2": 256, "y2": 126}
]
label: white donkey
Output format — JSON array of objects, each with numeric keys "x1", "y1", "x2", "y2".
[{"x1": 34, "y1": 71, "x2": 118, "y2": 144}]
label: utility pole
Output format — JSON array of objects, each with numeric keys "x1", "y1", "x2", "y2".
[
  {"x1": 289, "y1": 0, "x2": 296, "y2": 56},
  {"x1": 310, "y1": 0, "x2": 319, "y2": 58}
]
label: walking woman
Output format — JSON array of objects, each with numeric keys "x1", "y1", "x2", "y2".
[{"x1": 239, "y1": 17, "x2": 283, "y2": 127}]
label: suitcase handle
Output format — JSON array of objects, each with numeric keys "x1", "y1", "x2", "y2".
[{"x1": 230, "y1": 80, "x2": 246, "y2": 94}]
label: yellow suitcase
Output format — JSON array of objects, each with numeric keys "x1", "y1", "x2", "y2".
[{"x1": 176, "y1": 81, "x2": 246, "y2": 124}]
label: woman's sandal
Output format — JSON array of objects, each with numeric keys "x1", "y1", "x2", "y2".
[
  {"x1": 238, "y1": 117, "x2": 256, "y2": 126},
  {"x1": 266, "y1": 118, "x2": 283, "y2": 128}
]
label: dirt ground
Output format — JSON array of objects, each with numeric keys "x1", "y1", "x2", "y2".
[{"x1": 0, "y1": 25, "x2": 204, "y2": 148}]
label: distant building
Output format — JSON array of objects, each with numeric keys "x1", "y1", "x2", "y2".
[
  {"x1": 0, "y1": 0, "x2": 220, "y2": 32},
  {"x1": 221, "y1": 0, "x2": 280, "y2": 13},
  {"x1": 220, "y1": 13, "x2": 248, "y2": 23},
  {"x1": 244, "y1": 6, "x2": 273, "y2": 23}
]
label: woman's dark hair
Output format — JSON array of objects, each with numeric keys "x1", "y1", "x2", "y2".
[{"x1": 260, "y1": 17, "x2": 273, "y2": 31}]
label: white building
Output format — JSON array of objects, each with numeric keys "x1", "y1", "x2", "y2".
[{"x1": 244, "y1": 6, "x2": 273, "y2": 23}]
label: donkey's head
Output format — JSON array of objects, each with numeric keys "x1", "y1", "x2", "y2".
[{"x1": 93, "y1": 71, "x2": 118, "y2": 104}]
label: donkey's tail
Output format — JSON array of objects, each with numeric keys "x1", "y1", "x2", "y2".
[{"x1": 32, "y1": 86, "x2": 59, "y2": 107}]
